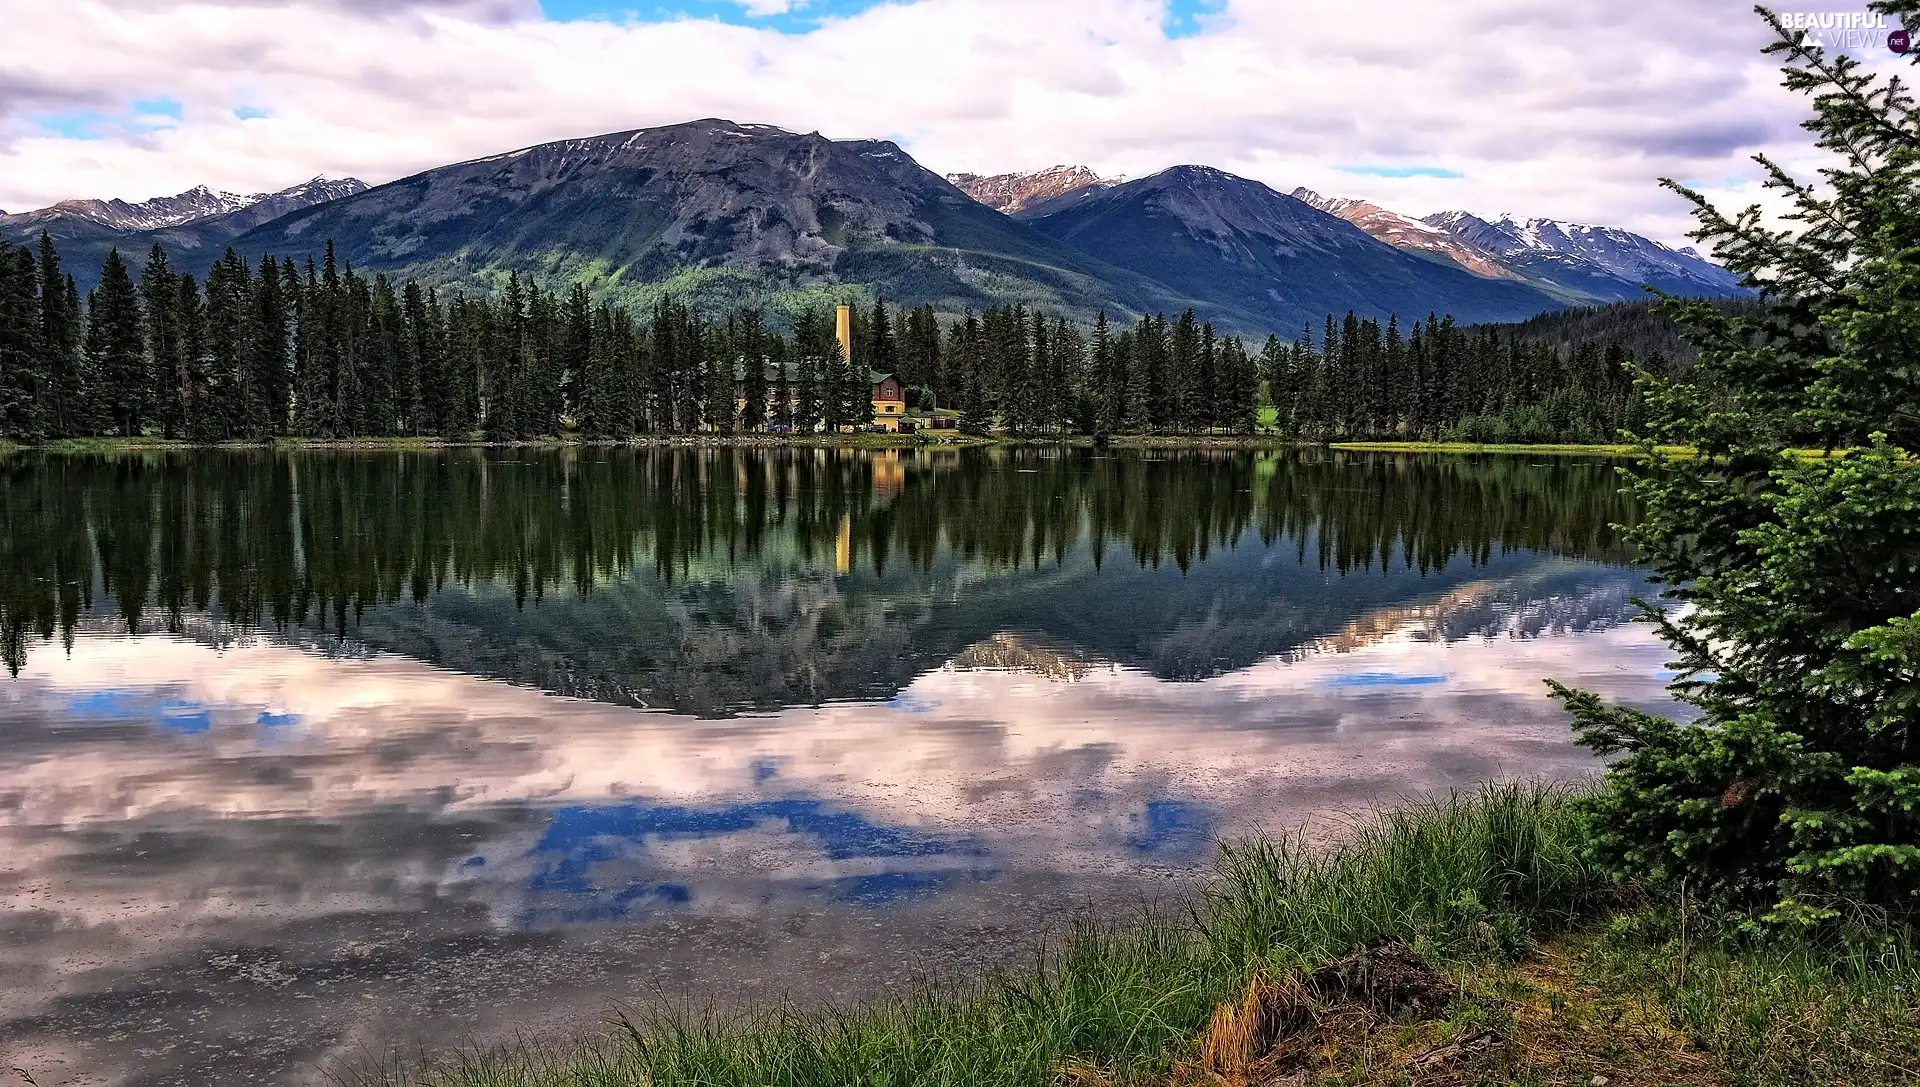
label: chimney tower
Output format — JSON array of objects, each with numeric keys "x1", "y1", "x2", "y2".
[{"x1": 835, "y1": 303, "x2": 854, "y2": 367}]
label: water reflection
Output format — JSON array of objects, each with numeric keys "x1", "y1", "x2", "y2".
[
  {"x1": 0, "y1": 449, "x2": 1667, "y2": 1087},
  {"x1": 2, "y1": 448, "x2": 1635, "y2": 710}
]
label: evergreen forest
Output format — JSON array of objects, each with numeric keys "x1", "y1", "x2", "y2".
[{"x1": 1, "y1": 234, "x2": 1684, "y2": 443}]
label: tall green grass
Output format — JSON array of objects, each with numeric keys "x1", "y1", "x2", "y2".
[
  {"x1": 353, "y1": 783, "x2": 1606, "y2": 1087},
  {"x1": 1204, "y1": 782, "x2": 1602, "y2": 970},
  {"x1": 1584, "y1": 908, "x2": 1920, "y2": 1086}
]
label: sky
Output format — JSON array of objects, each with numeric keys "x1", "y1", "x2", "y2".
[{"x1": 0, "y1": 0, "x2": 1905, "y2": 245}]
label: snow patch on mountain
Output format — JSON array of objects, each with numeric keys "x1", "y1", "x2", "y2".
[
  {"x1": 1293, "y1": 189, "x2": 1522, "y2": 282},
  {"x1": 3, "y1": 177, "x2": 369, "y2": 233},
  {"x1": 1419, "y1": 210, "x2": 1746, "y2": 298}
]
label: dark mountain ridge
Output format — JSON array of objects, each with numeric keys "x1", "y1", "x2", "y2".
[
  {"x1": 223, "y1": 119, "x2": 1197, "y2": 326},
  {"x1": 1018, "y1": 166, "x2": 1566, "y2": 331}
]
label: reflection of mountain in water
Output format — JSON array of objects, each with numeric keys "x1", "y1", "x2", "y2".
[
  {"x1": 1303, "y1": 570, "x2": 1638, "y2": 659},
  {"x1": 0, "y1": 448, "x2": 1641, "y2": 713},
  {"x1": 950, "y1": 634, "x2": 1103, "y2": 681}
]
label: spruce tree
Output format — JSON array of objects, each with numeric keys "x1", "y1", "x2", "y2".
[
  {"x1": 138, "y1": 246, "x2": 180, "y2": 437},
  {"x1": 1168, "y1": 310, "x2": 1199, "y2": 430},
  {"x1": 171, "y1": 272, "x2": 212, "y2": 441},
  {"x1": 560, "y1": 283, "x2": 592, "y2": 431},
  {"x1": 702, "y1": 323, "x2": 736, "y2": 433},
  {"x1": 738, "y1": 309, "x2": 769, "y2": 433},
  {"x1": 89, "y1": 250, "x2": 146, "y2": 437},
  {"x1": 365, "y1": 273, "x2": 404, "y2": 435},
  {"x1": 293, "y1": 257, "x2": 327, "y2": 435},
  {"x1": 1553, "y1": 5, "x2": 1920, "y2": 920},
  {"x1": 400, "y1": 281, "x2": 436, "y2": 437},
  {"x1": 864, "y1": 300, "x2": 896, "y2": 380},
  {"x1": 36, "y1": 234, "x2": 82, "y2": 435},
  {"x1": 1139, "y1": 314, "x2": 1169, "y2": 432},
  {"x1": 204, "y1": 249, "x2": 252, "y2": 439},
  {"x1": 0, "y1": 245, "x2": 45, "y2": 439},
  {"x1": 250, "y1": 255, "x2": 292, "y2": 437},
  {"x1": 1221, "y1": 335, "x2": 1258, "y2": 433}
]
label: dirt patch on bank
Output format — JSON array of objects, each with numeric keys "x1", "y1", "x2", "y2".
[{"x1": 1061, "y1": 938, "x2": 1726, "y2": 1087}]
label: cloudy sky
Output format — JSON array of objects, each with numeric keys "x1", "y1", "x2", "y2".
[{"x1": 0, "y1": 0, "x2": 1900, "y2": 244}]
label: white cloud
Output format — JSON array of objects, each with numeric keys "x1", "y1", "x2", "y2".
[{"x1": 0, "y1": 0, "x2": 1892, "y2": 245}]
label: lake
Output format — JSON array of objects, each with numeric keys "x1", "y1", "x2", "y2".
[{"x1": 0, "y1": 447, "x2": 1677, "y2": 1087}]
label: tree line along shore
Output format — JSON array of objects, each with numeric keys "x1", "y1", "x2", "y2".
[{"x1": 1, "y1": 230, "x2": 1698, "y2": 447}]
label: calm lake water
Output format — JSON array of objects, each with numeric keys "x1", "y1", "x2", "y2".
[{"x1": 0, "y1": 447, "x2": 1677, "y2": 1087}]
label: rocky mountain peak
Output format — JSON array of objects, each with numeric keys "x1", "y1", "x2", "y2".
[
  {"x1": 1417, "y1": 209, "x2": 1746, "y2": 301},
  {"x1": 3, "y1": 177, "x2": 370, "y2": 236},
  {"x1": 1295, "y1": 190, "x2": 1522, "y2": 282},
  {"x1": 947, "y1": 165, "x2": 1117, "y2": 214}
]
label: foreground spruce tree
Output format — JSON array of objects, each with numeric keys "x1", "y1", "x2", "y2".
[{"x1": 1554, "y1": 4, "x2": 1920, "y2": 921}]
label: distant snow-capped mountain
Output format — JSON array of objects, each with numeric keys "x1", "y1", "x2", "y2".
[
  {"x1": 1420, "y1": 210, "x2": 1746, "y2": 302},
  {"x1": 946, "y1": 165, "x2": 1119, "y2": 214},
  {"x1": 1290, "y1": 189, "x2": 1523, "y2": 283},
  {"x1": 0, "y1": 176, "x2": 371, "y2": 291},
  {"x1": 0, "y1": 177, "x2": 369, "y2": 236},
  {"x1": 62, "y1": 184, "x2": 258, "y2": 231},
  {"x1": 229, "y1": 177, "x2": 370, "y2": 226},
  {"x1": 1285, "y1": 187, "x2": 1746, "y2": 304}
]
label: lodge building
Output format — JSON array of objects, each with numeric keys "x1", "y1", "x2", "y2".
[
  {"x1": 836, "y1": 303, "x2": 955, "y2": 434},
  {"x1": 730, "y1": 304, "x2": 958, "y2": 433}
]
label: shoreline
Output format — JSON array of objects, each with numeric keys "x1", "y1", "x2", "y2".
[
  {"x1": 1, "y1": 435, "x2": 1667, "y2": 456},
  {"x1": 1329, "y1": 440, "x2": 1669, "y2": 456}
]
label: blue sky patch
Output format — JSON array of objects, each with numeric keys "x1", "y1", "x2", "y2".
[
  {"x1": 31, "y1": 112, "x2": 115, "y2": 141},
  {"x1": 1164, "y1": 0, "x2": 1227, "y2": 38},
  {"x1": 1337, "y1": 165, "x2": 1464, "y2": 180},
  {"x1": 234, "y1": 106, "x2": 273, "y2": 121},
  {"x1": 32, "y1": 96, "x2": 183, "y2": 141},
  {"x1": 133, "y1": 97, "x2": 184, "y2": 119},
  {"x1": 539, "y1": 0, "x2": 892, "y2": 33}
]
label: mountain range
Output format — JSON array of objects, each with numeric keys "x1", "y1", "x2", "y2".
[
  {"x1": 953, "y1": 164, "x2": 1743, "y2": 309},
  {"x1": 1009, "y1": 165, "x2": 1559, "y2": 334},
  {"x1": 5, "y1": 119, "x2": 1745, "y2": 334},
  {"x1": 0, "y1": 177, "x2": 368, "y2": 282},
  {"x1": 1288, "y1": 190, "x2": 1743, "y2": 304}
]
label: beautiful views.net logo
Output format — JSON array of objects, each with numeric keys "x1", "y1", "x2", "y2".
[{"x1": 1781, "y1": 11, "x2": 1911, "y2": 53}]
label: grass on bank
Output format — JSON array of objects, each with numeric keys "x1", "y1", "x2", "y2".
[
  {"x1": 1328, "y1": 441, "x2": 1676, "y2": 456},
  {"x1": 348, "y1": 784, "x2": 1918, "y2": 1087}
]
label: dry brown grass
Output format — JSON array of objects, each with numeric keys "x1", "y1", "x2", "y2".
[{"x1": 1066, "y1": 936, "x2": 1730, "y2": 1087}]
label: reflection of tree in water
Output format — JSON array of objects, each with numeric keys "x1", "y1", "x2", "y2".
[{"x1": 0, "y1": 448, "x2": 1639, "y2": 692}]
